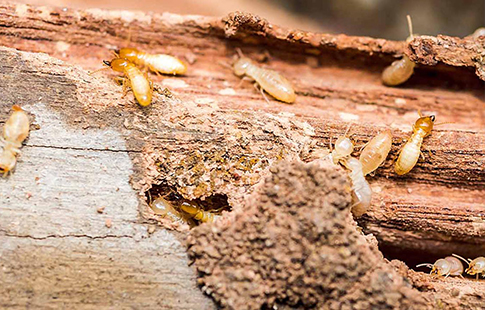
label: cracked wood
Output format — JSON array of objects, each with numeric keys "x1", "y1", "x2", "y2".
[{"x1": 0, "y1": 3, "x2": 484, "y2": 308}]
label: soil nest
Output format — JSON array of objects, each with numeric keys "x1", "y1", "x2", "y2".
[{"x1": 187, "y1": 160, "x2": 428, "y2": 309}]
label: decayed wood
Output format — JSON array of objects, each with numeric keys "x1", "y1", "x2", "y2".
[{"x1": 0, "y1": 2, "x2": 484, "y2": 308}]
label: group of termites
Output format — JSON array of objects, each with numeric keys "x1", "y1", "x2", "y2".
[
  {"x1": 416, "y1": 254, "x2": 485, "y2": 280},
  {"x1": 1, "y1": 14, "x2": 484, "y2": 279}
]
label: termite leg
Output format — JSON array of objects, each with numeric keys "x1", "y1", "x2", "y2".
[
  {"x1": 354, "y1": 142, "x2": 368, "y2": 151},
  {"x1": 114, "y1": 77, "x2": 130, "y2": 98},
  {"x1": 235, "y1": 47, "x2": 244, "y2": 58},
  {"x1": 236, "y1": 76, "x2": 253, "y2": 88},
  {"x1": 254, "y1": 82, "x2": 270, "y2": 103},
  {"x1": 218, "y1": 60, "x2": 233, "y2": 70},
  {"x1": 420, "y1": 151, "x2": 426, "y2": 161}
]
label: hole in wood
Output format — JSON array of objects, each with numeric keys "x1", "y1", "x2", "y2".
[{"x1": 146, "y1": 183, "x2": 230, "y2": 227}]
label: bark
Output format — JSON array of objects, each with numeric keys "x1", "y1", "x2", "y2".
[{"x1": 0, "y1": 2, "x2": 484, "y2": 309}]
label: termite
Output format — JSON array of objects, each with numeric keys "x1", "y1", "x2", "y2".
[
  {"x1": 179, "y1": 201, "x2": 220, "y2": 223},
  {"x1": 394, "y1": 112, "x2": 436, "y2": 175},
  {"x1": 382, "y1": 15, "x2": 416, "y2": 86},
  {"x1": 341, "y1": 157, "x2": 372, "y2": 217},
  {"x1": 94, "y1": 58, "x2": 153, "y2": 107},
  {"x1": 453, "y1": 254, "x2": 485, "y2": 280},
  {"x1": 0, "y1": 105, "x2": 30, "y2": 176},
  {"x1": 416, "y1": 256, "x2": 464, "y2": 277},
  {"x1": 150, "y1": 196, "x2": 189, "y2": 225},
  {"x1": 329, "y1": 124, "x2": 354, "y2": 165},
  {"x1": 471, "y1": 27, "x2": 485, "y2": 39},
  {"x1": 116, "y1": 48, "x2": 187, "y2": 75},
  {"x1": 233, "y1": 49, "x2": 296, "y2": 103},
  {"x1": 359, "y1": 129, "x2": 393, "y2": 175}
]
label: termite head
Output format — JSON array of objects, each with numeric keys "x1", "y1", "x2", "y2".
[
  {"x1": 334, "y1": 136, "x2": 354, "y2": 157},
  {"x1": 150, "y1": 197, "x2": 175, "y2": 216},
  {"x1": 103, "y1": 58, "x2": 130, "y2": 73},
  {"x1": 179, "y1": 201, "x2": 199, "y2": 215},
  {"x1": 0, "y1": 151, "x2": 17, "y2": 177},
  {"x1": 331, "y1": 124, "x2": 354, "y2": 163},
  {"x1": 116, "y1": 48, "x2": 139, "y2": 61},
  {"x1": 233, "y1": 57, "x2": 252, "y2": 76},
  {"x1": 413, "y1": 115, "x2": 435, "y2": 136},
  {"x1": 416, "y1": 259, "x2": 450, "y2": 277},
  {"x1": 466, "y1": 257, "x2": 485, "y2": 275},
  {"x1": 432, "y1": 259, "x2": 451, "y2": 276}
]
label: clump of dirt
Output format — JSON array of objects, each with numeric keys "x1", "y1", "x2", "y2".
[{"x1": 187, "y1": 160, "x2": 428, "y2": 309}]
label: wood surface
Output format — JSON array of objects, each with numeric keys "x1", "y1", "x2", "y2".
[{"x1": 0, "y1": 2, "x2": 484, "y2": 308}]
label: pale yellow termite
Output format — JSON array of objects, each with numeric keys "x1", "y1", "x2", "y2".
[
  {"x1": 359, "y1": 129, "x2": 393, "y2": 175},
  {"x1": 179, "y1": 201, "x2": 220, "y2": 223},
  {"x1": 117, "y1": 47, "x2": 188, "y2": 75},
  {"x1": 150, "y1": 196, "x2": 188, "y2": 225},
  {"x1": 341, "y1": 157, "x2": 372, "y2": 217},
  {"x1": 382, "y1": 15, "x2": 416, "y2": 86},
  {"x1": 100, "y1": 58, "x2": 153, "y2": 107},
  {"x1": 453, "y1": 254, "x2": 485, "y2": 280},
  {"x1": 471, "y1": 27, "x2": 485, "y2": 39},
  {"x1": 416, "y1": 256, "x2": 464, "y2": 277},
  {"x1": 0, "y1": 105, "x2": 30, "y2": 176},
  {"x1": 233, "y1": 49, "x2": 296, "y2": 103},
  {"x1": 394, "y1": 112, "x2": 436, "y2": 175},
  {"x1": 329, "y1": 124, "x2": 354, "y2": 165}
]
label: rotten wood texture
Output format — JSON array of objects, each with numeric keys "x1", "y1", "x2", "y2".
[{"x1": 0, "y1": 2, "x2": 484, "y2": 308}]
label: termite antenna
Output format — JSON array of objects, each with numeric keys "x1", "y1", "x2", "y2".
[
  {"x1": 434, "y1": 121, "x2": 455, "y2": 127},
  {"x1": 89, "y1": 61, "x2": 111, "y2": 75},
  {"x1": 343, "y1": 123, "x2": 353, "y2": 137},
  {"x1": 417, "y1": 109, "x2": 423, "y2": 117},
  {"x1": 235, "y1": 47, "x2": 244, "y2": 58},
  {"x1": 452, "y1": 253, "x2": 471, "y2": 265},
  {"x1": 124, "y1": 28, "x2": 132, "y2": 47},
  {"x1": 416, "y1": 263, "x2": 433, "y2": 269},
  {"x1": 407, "y1": 15, "x2": 414, "y2": 40},
  {"x1": 218, "y1": 60, "x2": 233, "y2": 70},
  {"x1": 111, "y1": 50, "x2": 119, "y2": 58}
]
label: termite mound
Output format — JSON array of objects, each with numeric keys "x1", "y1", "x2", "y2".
[{"x1": 187, "y1": 160, "x2": 429, "y2": 310}]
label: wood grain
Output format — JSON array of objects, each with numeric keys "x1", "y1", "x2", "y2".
[{"x1": 0, "y1": 2, "x2": 484, "y2": 308}]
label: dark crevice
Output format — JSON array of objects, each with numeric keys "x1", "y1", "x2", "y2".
[
  {"x1": 369, "y1": 229, "x2": 485, "y2": 275},
  {"x1": 146, "y1": 183, "x2": 231, "y2": 227}
]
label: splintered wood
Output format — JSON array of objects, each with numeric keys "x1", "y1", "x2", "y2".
[{"x1": 0, "y1": 2, "x2": 484, "y2": 309}]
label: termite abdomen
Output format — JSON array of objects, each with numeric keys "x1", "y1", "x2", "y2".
[
  {"x1": 382, "y1": 15, "x2": 416, "y2": 86},
  {"x1": 359, "y1": 130, "x2": 393, "y2": 175}
]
